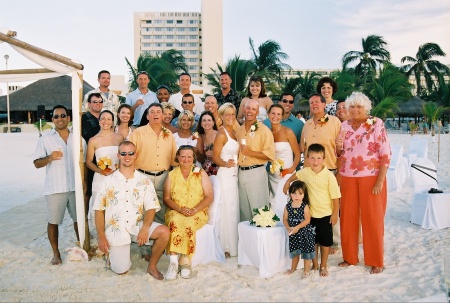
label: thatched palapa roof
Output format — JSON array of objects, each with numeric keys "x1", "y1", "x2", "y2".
[
  {"x1": 397, "y1": 96, "x2": 426, "y2": 116},
  {"x1": 0, "y1": 75, "x2": 94, "y2": 111}
]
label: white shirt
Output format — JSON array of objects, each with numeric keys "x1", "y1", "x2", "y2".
[
  {"x1": 168, "y1": 91, "x2": 204, "y2": 115},
  {"x1": 93, "y1": 170, "x2": 161, "y2": 247},
  {"x1": 33, "y1": 128, "x2": 77, "y2": 195},
  {"x1": 126, "y1": 88, "x2": 158, "y2": 125}
]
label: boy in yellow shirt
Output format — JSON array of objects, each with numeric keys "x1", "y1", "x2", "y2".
[{"x1": 283, "y1": 143, "x2": 340, "y2": 277}]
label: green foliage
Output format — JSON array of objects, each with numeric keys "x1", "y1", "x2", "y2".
[
  {"x1": 330, "y1": 69, "x2": 359, "y2": 100},
  {"x1": 277, "y1": 71, "x2": 321, "y2": 100},
  {"x1": 401, "y1": 43, "x2": 450, "y2": 96},
  {"x1": 125, "y1": 49, "x2": 188, "y2": 93},
  {"x1": 371, "y1": 97, "x2": 399, "y2": 120},
  {"x1": 364, "y1": 64, "x2": 412, "y2": 107},
  {"x1": 33, "y1": 119, "x2": 52, "y2": 131}
]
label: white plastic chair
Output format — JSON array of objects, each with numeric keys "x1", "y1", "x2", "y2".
[
  {"x1": 191, "y1": 175, "x2": 226, "y2": 266},
  {"x1": 407, "y1": 137, "x2": 428, "y2": 167},
  {"x1": 387, "y1": 144, "x2": 407, "y2": 192}
]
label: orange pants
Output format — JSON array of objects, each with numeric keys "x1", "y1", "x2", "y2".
[{"x1": 340, "y1": 176, "x2": 387, "y2": 268}]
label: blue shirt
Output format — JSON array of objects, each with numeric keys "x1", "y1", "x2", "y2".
[
  {"x1": 125, "y1": 88, "x2": 158, "y2": 126},
  {"x1": 263, "y1": 114, "x2": 304, "y2": 143}
]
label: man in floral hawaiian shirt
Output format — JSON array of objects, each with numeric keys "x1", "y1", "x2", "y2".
[{"x1": 94, "y1": 141, "x2": 170, "y2": 280}]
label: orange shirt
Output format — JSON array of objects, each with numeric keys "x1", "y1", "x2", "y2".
[{"x1": 236, "y1": 122, "x2": 275, "y2": 166}]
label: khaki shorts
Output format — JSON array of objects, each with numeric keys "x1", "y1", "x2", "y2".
[
  {"x1": 109, "y1": 221, "x2": 161, "y2": 274},
  {"x1": 45, "y1": 192, "x2": 77, "y2": 224}
]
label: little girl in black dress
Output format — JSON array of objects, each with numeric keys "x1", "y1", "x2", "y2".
[{"x1": 283, "y1": 180, "x2": 315, "y2": 278}]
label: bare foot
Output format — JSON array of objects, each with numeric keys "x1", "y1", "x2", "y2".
[
  {"x1": 301, "y1": 271, "x2": 310, "y2": 279},
  {"x1": 51, "y1": 255, "x2": 62, "y2": 265},
  {"x1": 147, "y1": 268, "x2": 164, "y2": 280},
  {"x1": 225, "y1": 252, "x2": 231, "y2": 259},
  {"x1": 338, "y1": 261, "x2": 351, "y2": 268},
  {"x1": 285, "y1": 269, "x2": 296, "y2": 275},
  {"x1": 329, "y1": 247, "x2": 338, "y2": 255},
  {"x1": 319, "y1": 267, "x2": 329, "y2": 277},
  {"x1": 370, "y1": 266, "x2": 384, "y2": 274}
]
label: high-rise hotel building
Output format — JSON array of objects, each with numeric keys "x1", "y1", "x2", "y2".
[{"x1": 133, "y1": 0, "x2": 223, "y2": 88}]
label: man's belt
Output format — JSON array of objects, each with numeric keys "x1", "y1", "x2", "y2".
[
  {"x1": 138, "y1": 169, "x2": 166, "y2": 176},
  {"x1": 239, "y1": 164, "x2": 264, "y2": 171}
]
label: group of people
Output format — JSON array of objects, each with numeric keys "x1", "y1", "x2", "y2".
[{"x1": 33, "y1": 71, "x2": 391, "y2": 281}]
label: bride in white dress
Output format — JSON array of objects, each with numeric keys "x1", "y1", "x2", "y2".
[
  {"x1": 85, "y1": 110, "x2": 124, "y2": 221},
  {"x1": 267, "y1": 104, "x2": 301, "y2": 219},
  {"x1": 236, "y1": 75, "x2": 273, "y2": 123},
  {"x1": 212, "y1": 103, "x2": 240, "y2": 258}
]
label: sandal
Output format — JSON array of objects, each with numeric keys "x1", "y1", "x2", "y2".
[{"x1": 179, "y1": 264, "x2": 192, "y2": 279}]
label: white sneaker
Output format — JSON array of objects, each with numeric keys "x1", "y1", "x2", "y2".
[{"x1": 165, "y1": 262, "x2": 178, "y2": 281}]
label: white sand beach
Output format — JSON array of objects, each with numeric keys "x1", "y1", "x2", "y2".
[{"x1": 0, "y1": 131, "x2": 449, "y2": 302}]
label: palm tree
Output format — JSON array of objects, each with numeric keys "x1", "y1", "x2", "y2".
[
  {"x1": 401, "y1": 42, "x2": 450, "y2": 96},
  {"x1": 342, "y1": 35, "x2": 391, "y2": 80},
  {"x1": 364, "y1": 64, "x2": 413, "y2": 106},
  {"x1": 422, "y1": 101, "x2": 446, "y2": 136},
  {"x1": 248, "y1": 38, "x2": 291, "y2": 94},
  {"x1": 204, "y1": 55, "x2": 254, "y2": 96},
  {"x1": 371, "y1": 97, "x2": 399, "y2": 120},
  {"x1": 125, "y1": 50, "x2": 187, "y2": 92}
]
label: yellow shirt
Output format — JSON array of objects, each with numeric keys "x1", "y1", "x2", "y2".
[
  {"x1": 236, "y1": 122, "x2": 275, "y2": 166},
  {"x1": 129, "y1": 124, "x2": 178, "y2": 171},
  {"x1": 295, "y1": 166, "x2": 341, "y2": 218},
  {"x1": 300, "y1": 114, "x2": 341, "y2": 170}
]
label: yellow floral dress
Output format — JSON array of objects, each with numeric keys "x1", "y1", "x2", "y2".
[{"x1": 165, "y1": 166, "x2": 209, "y2": 258}]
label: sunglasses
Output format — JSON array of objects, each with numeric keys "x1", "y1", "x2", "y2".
[
  {"x1": 91, "y1": 100, "x2": 104, "y2": 104},
  {"x1": 137, "y1": 71, "x2": 149, "y2": 75},
  {"x1": 53, "y1": 114, "x2": 67, "y2": 119},
  {"x1": 119, "y1": 151, "x2": 136, "y2": 156},
  {"x1": 280, "y1": 99, "x2": 294, "y2": 104},
  {"x1": 182, "y1": 101, "x2": 193, "y2": 104}
]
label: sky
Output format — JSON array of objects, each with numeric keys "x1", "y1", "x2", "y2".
[{"x1": 0, "y1": 0, "x2": 449, "y2": 92}]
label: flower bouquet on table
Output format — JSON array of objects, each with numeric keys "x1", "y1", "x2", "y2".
[
  {"x1": 97, "y1": 156, "x2": 113, "y2": 173},
  {"x1": 249, "y1": 205, "x2": 280, "y2": 227}
]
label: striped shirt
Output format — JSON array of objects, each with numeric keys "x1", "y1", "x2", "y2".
[{"x1": 33, "y1": 128, "x2": 79, "y2": 195}]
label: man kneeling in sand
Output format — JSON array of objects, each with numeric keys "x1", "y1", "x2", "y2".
[{"x1": 94, "y1": 141, "x2": 170, "y2": 280}]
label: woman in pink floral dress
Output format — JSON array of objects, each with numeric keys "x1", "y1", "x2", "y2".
[{"x1": 336, "y1": 92, "x2": 391, "y2": 274}]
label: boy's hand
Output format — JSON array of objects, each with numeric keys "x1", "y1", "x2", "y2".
[{"x1": 330, "y1": 213, "x2": 338, "y2": 226}]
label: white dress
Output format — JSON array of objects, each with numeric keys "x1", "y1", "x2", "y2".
[
  {"x1": 90, "y1": 146, "x2": 119, "y2": 225},
  {"x1": 268, "y1": 142, "x2": 294, "y2": 219},
  {"x1": 256, "y1": 106, "x2": 268, "y2": 122},
  {"x1": 216, "y1": 128, "x2": 240, "y2": 256}
]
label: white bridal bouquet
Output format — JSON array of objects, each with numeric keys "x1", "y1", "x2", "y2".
[{"x1": 249, "y1": 205, "x2": 280, "y2": 227}]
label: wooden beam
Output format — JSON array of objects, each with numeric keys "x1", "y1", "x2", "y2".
[
  {"x1": 0, "y1": 68, "x2": 55, "y2": 75},
  {"x1": 0, "y1": 32, "x2": 83, "y2": 70}
]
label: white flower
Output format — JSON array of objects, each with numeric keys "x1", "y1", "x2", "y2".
[
  {"x1": 250, "y1": 125, "x2": 256, "y2": 131},
  {"x1": 192, "y1": 167, "x2": 201, "y2": 173}
]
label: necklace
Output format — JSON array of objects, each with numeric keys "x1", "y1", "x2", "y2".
[{"x1": 271, "y1": 126, "x2": 282, "y2": 134}]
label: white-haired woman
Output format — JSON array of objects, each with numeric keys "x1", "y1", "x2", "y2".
[{"x1": 336, "y1": 92, "x2": 391, "y2": 274}]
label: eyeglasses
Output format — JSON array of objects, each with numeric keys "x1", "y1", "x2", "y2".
[
  {"x1": 182, "y1": 101, "x2": 193, "y2": 104},
  {"x1": 280, "y1": 99, "x2": 294, "y2": 104},
  {"x1": 91, "y1": 100, "x2": 103, "y2": 104},
  {"x1": 119, "y1": 151, "x2": 135, "y2": 156},
  {"x1": 53, "y1": 114, "x2": 67, "y2": 119},
  {"x1": 137, "y1": 71, "x2": 149, "y2": 75}
]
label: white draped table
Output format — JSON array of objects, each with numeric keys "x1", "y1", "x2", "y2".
[
  {"x1": 411, "y1": 193, "x2": 450, "y2": 230},
  {"x1": 238, "y1": 221, "x2": 301, "y2": 278}
]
